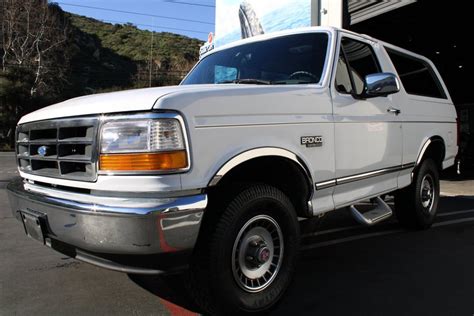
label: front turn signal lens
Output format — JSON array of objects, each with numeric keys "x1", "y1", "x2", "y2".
[{"x1": 100, "y1": 151, "x2": 188, "y2": 172}]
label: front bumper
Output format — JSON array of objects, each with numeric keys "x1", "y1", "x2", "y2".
[{"x1": 7, "y1": 178, "x2": 207, "y2": 272}]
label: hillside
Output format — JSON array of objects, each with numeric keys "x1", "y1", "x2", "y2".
[
  {"x1": 67, "y1": 14, "x2": 203, "y2": 89},
  {"x1": 0, "y1": 1, "x2": 204, "y2": 149}
]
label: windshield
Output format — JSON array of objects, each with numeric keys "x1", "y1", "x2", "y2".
[{"x1": 182, "y1": 33, "x2": 329, "y2": 85}]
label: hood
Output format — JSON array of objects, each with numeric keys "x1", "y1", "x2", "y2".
[{"x1": 19, "y1": 85, "x2": 214, "y2": 124}]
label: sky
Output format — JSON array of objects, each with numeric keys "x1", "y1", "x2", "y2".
[{"x1": 53, "y1": 0, "x2": 216, "y2": 40}]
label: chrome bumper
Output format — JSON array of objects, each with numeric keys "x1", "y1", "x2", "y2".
[{"x1": 7, "y1": 178, "x2": 207, "y2": 257}]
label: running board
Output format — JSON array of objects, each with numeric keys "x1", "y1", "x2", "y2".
[{"x1": 349, "y1": 197, "x2": 393, "y2": 226}]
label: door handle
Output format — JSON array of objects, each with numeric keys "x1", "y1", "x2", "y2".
[{"x1": 387, "y1": 107, "x2": 401, "y2": 115}]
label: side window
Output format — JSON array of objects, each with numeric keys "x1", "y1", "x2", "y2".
[
  {"x1": 335, "y1": 37, "x2": 381, "y2": 95},
  {"x1": 386, "y1": 48, "x2": 447, "y2": 99},
  {"x1": 335, "y1": 51, "x2": 353, "y2": 94}
]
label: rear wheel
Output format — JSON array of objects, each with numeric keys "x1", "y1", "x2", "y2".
[
  {"x1": 188, "y1": 184, "x2": 300, "y2": 315},
  {"x1": 395, "y1": 159, "x2": 440, "y2": 229}
]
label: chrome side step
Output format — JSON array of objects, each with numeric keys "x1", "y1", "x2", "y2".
[{"x1": 349, "y1": 196, "x2": 393, "y2": 226}]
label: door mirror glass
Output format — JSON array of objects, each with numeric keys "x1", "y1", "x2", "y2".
[{"x1": 364, "y1": 72, "x2": 400, "y2": 98}]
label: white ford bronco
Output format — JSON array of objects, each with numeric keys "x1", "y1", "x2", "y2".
[{"x1": 7, "y1": 27, "x2": 457, "y2": 314}]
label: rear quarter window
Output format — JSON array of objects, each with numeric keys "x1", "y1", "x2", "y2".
[{"x1": 385, "y1": 48, "x2": 447, "y2": 99}]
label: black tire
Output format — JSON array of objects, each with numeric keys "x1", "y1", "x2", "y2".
[
  {"x1": 187, "y1": 184, "x2": 300, "y2": 315},
  {"x1": 395, "y1": 159, "x2": 440, "y2": 230}
]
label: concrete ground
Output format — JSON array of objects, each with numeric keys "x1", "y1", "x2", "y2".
[
  {"x1": 440, "y1": 165, "x2": 474, "y2": 197},
  {"x1": 1, "y1": 151, "x2": 474, "y2": 315},
  {"x1": 441, "y1": 179, "x2": 474, "y2": 197}
]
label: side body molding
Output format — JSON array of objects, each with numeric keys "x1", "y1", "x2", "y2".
[{"x1": 208, "y1": 147, "x2": 313, "y2": 187}]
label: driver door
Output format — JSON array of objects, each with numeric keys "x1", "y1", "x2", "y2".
[{"x1": 332, "y1": 34, "x2": 403, "y2": 207}]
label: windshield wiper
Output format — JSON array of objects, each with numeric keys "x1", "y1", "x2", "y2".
[{"x1": 218, "y1": 78, "x2": 274, "y2": 85}]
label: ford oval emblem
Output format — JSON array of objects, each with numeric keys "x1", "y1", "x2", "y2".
[{"x1": 37, "y1": 146, "x2": 49, "y2": 157}]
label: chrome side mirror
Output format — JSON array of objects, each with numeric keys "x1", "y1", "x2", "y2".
[{"x1": 364, "y1": 73, "x2": 400, "y2": 98}]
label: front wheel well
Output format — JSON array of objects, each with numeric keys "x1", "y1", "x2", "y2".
[{"x1": 207, "y1": 156, "x2": 313, "y2": 218}]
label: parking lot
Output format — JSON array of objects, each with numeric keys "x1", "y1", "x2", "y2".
[{"x1": 1, "y1": 151, "x2": 474, "y2": 315}]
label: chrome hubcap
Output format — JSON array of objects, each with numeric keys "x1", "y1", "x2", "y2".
[
  {"x1": 232, "y1": 215, "x2": 284, "y2": 293},
  {"x1": 420, "y1": 174, "x2": 435, "y2": 212}
]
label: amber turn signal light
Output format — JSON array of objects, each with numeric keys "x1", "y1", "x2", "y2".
[{"x1": 99, "y1": 151, "x2": 188, "y2": 171}]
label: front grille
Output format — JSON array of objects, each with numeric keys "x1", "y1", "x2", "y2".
[{"x1": 16, "y1": 117, "x2": 99, "y2": 182}]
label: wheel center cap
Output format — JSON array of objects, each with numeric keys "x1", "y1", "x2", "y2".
[
  {"x1": 422, "y1": 188, "x2": 432, "y2": 200},
  {"x1": 257, "y1": 247, "x2": 271, "y2": 264}
]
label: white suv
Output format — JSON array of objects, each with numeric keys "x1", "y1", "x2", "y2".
[{"x1": 8, "y1": 27, "x2": 457, "y2": 314}]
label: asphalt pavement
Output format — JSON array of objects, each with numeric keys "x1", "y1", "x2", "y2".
[{"x1": 1, "y1": 151, "x2": 474, "y2": 315}]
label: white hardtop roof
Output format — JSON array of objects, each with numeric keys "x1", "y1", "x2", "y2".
[{"x1": 337, "y1": 28, "x2": 433, "y2": 64}]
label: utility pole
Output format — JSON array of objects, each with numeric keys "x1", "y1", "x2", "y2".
[
  {"x1": 148, "y1": 19, "x2": 154, "y2": 87},
  {"x1": 0, "y1": 0, "x2": 6, "y2": 73}
]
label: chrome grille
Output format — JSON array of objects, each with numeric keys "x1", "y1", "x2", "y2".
[{"x1": 16, "y1": 117, "x2": 99, "y2": 182}]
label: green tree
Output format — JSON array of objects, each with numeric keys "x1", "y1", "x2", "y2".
[{"x1": 0, "y1": 1, "x2": 202, "y2": 149}]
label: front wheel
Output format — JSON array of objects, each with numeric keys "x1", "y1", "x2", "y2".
[
  {"x1": 395, "y1": 159, "x2": 440, "y2": 229},
  {"x1": 188, "y1": 184, "x2": 300, "y2": 315}
]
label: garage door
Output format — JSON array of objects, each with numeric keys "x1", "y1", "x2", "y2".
[{"x1": 349, "y1": 0, "x2": 417, "y2": 24}]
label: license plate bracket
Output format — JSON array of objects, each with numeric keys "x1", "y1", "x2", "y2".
[{"x1": 20, "y1": 209, "x2": 47, "y2": 244}]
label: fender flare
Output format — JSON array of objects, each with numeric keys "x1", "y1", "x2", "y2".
[
  {"x1": 207, "y1": 147, "x2": 315, "y2": 214},
  {"x1": 208, "y1": 147, "x2": 313, "y2": 188},
  {"x1": 415, "y1": 136, "x2": 446, "y2": 168}
]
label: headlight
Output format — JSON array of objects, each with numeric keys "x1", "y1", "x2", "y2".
[{"x1": 99, "y1": 118, "x2": 188, "y2": 172}]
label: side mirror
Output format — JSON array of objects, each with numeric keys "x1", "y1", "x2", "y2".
[{"x1": 364, "y1": 72, "x2": 400, "y2": 98}]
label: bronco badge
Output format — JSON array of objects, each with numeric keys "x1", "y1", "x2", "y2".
[{"x1": 301, "y1": 136, "x2": 323, "y2": 148}]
